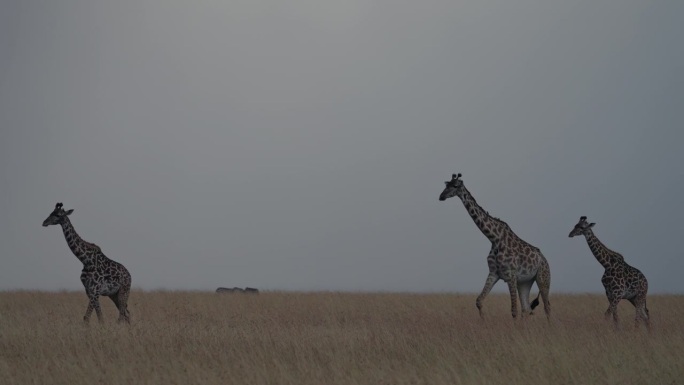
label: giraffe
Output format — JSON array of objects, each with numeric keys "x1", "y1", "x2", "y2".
[
  {"x1": 569, "y1": 216, "x2": 650, "y2": 329},
  {"x1": 439, "y1": 173, "x2": 551, "y2": 320},
  {"x1": 42, "y1": 202, "x2": 131, "y2": 324}
]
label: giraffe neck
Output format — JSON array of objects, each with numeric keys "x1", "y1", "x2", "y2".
[
  {"x1": 582, "y1": 229, "x2": 616, "y2": 269},
  {"x1": 458, "y1": 185, "x2": 507, "y2": 243},
  {"x1": 59, "y1": 218, "x2": 93, "y2": 266}
]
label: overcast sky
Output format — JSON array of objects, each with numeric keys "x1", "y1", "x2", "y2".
[{"x1": 1, "y1": 1, "x2": 682, "y2": 294}]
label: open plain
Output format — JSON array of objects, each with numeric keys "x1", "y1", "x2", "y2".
[{"x1": 1, "y1": 291, "x2": 682, "y2": 385}]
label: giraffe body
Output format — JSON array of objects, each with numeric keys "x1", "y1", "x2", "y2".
[
  {"x1": 569, "y1": 216, "x2": 649, "y2": 329},
  {"x1": 439, "y1": 173, "x2": 551, "y2": 319},
  {"x1": 43, "y1": 203, "x2": 131, "y2": 324}
]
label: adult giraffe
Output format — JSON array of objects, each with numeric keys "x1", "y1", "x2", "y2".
[
  {"x1": 439, "y1": 173, "x2": 551, "y2": 320},
  {"x1": 42, "y1": 202, "x2": 131, "y2": 324}
]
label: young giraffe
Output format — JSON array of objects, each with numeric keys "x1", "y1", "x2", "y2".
[
  {"x1": 42, "y1": 203, "x2": 131, "y2": 324},
  {"x1": 569, "y1": 216, "x2": 650, "y2": 329},
  {"x1": 439, "y1": 173, "x2": 551, "y2": 320}
]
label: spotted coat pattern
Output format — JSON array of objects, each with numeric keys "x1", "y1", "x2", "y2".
[
  {"x1": 569, "y1": 216, "x2": 649, "y2": 329},
  {"x1": 439, "y1": 174, "x2": 551, "y2": 319},
  {"x1": 43, "y1": 203, "x2": 131, "y2": 324}
]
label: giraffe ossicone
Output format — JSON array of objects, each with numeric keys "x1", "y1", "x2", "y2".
[{"x1": 42, "y1": 202, "x2": 132, "y2": 324}]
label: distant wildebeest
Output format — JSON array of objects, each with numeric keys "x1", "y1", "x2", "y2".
[
  {"x1": 216, "y1": 287, "x2": 259, "y2": 294},
  {"x1": 216, "y1": 287, "x2": 242, "y2": 293}
]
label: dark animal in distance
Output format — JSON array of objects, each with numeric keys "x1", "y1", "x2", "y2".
[{"x1": 216, "y1": 287, "x2": 259, "y2": 294}]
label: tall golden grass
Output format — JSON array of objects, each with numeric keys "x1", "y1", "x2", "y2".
[{"x1": 1, "y1": 291, "x2": 682, "y2": 385}]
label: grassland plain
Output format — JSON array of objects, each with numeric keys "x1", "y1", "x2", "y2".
[{"x1": 0, "y1": 291, "x2": 682, "y2": 385}]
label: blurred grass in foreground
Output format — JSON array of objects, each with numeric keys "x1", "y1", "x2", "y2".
[{"x1": 1, "y1": 291, "x2": 682, "y2": 385}]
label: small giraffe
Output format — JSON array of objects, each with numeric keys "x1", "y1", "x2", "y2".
[
  {"x1": 439, "y1": 173, "x2": 551, "y2": 319},
  {"x1": 569, "y1": 216, "x2": 650, "y2": 329},
  {"x1": 42, "y1": 202, "x2": 131, "y2": 324}
]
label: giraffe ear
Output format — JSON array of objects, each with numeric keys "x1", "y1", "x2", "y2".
[
  {"x1": 588, "y1": 222, "x2": 595, "y2": 228},
  {"x1": 65, "y1": 209, "x2": 74, "y2": 216}
]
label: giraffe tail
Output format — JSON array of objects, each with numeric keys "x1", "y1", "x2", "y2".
[{"x1": 530, "y1": 292, "x2": 541, "y2": 310}]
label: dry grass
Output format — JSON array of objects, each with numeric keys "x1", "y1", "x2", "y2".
[{"x1": 1, "y1": 291, "x2": 683, "y2": 385}]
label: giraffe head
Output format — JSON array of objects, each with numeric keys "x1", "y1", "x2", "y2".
[
  {"x1": 568, "y1": 216, "x2": 595, "y2": 237},
  {"x1": 42, "y1": 202, "x2": 74, "y2": 227},
  {"x1": 439, "y1": 173, "x2": 465, "y2": 201}
]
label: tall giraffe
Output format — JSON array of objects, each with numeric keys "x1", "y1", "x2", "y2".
[
  {"x1": 439, "y1": 173, "x2": 551, "y2": 319},
  {"x1": 569, "y1": 216, "x2": 650, "y2": 329},
  {"x1": 42, "y1": 203, "x2": 131, "y2": 324}
]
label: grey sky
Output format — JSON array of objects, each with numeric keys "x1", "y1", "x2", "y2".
[{"x1": 1, "y1": 1, "x2": 683, "y2": 293}]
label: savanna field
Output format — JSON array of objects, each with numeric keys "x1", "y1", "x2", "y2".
[{"x1": 1, "y1": 291, "x2": 683, "y2": 385}]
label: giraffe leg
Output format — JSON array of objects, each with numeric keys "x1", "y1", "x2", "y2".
[
  {"x1": 603, "y1": 294, "x2": 613, "y2": 320},
  {"x1": 629, "y1": 296, "x2": 650, "y2": 331},
  {"x1": 83, "y1": 295, "x2": 103, "y2": 324},
  {"x1": 506, "y1": 277, "x2": 519, "y2": 319},
  {"x1": 92, "y1": 297, "x2": 104, "y2": 323},
  {"x1": 604, "y1": 307, "x2": 612, "y2": 321},
  {"x1": 116, "y1": 286, "x2": 131, "y2": 324},
  {"x1": 108, "y1": 293, "x2": 127, "y2": 323},
  {"x1": 628, "y1": 298, "x2": 639, "y2": 328},
  {"x1": 517, "y1": 280, "x2": 534, "y2": 317},
  {"x1": 539, "y1": 288, "x2": 551, "y2": 322},
  {"x1": 109, "y1": 293, "x2": 120, "y2": 309},
  {"x1": 606, "y1": 296, "x2": 621, "y2": 329},
  {"x1": 83, "y1": 301, "x2": 94, "y2": 324},
  {"x1": 536, "y1": 263, "x2": 552, "y2": 322},
  {"x1": 642, "y1": 303, "x2": 651, "y2": 332},
  {"x1": 475, "y1": 273, "x2": 499, "y2": 319}
]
